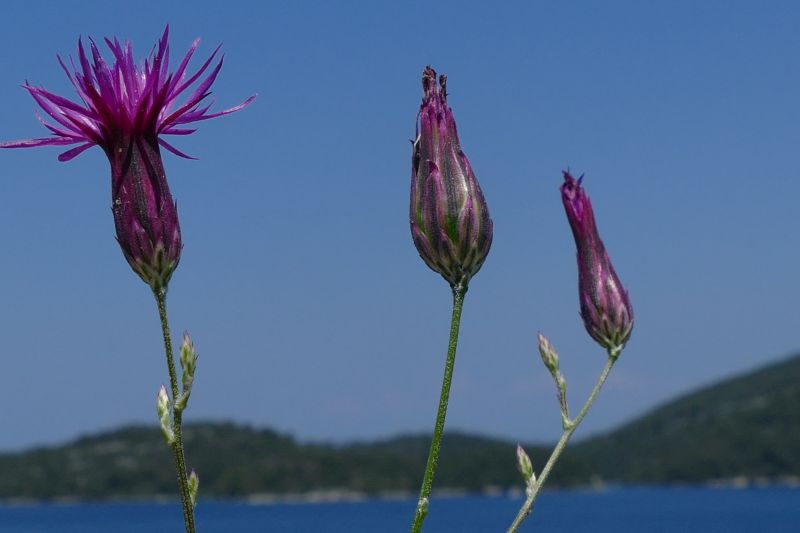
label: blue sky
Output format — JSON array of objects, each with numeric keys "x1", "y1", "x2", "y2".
[{"x1": 1, "y1": 1, "x2": 799, "y2": 451}]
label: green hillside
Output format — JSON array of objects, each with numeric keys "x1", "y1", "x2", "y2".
[
  {"x1": 1, "y1": 354, "x2": 797, "y2": 500},
  {"x1": 0, "y1": 425, "x2": 540, "y2": 499},
  {"x1": 570, "y1": 353, "x2": 800, "y2": 483}
]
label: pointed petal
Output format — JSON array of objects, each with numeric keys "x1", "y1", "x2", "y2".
[
  {"x1": 161, "y1": 127, "x2": 198, "y2": 135},
  {"x1": 58, "y1": 142, "x2": 96, "y2": 161},
  {"x1": 158, "y1": 138, "x2": 197, "y2": 159},
  {"x1": 0, "y1": 137, "x2": 81, "y2": 148}
]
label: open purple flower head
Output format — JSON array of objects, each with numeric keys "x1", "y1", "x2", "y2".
[
  {"x1": 1, "y1": 25, "x2": 254, "y2": 160},
  {"x1": 410, "y1": 66, "x2": 493, "y2": 289},
  {"x1": 561, "y1": 171, "x2": 633, "y2": 354},
  {"x1": 1, "y1": 26, "x2": 254, "y2": 290}
]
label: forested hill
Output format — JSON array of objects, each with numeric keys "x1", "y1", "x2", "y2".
[
  {"x1": 569, "y1": 352, "x2": 800, "y2": 484},
  {"x1": 1, "y1": 354, "x2": 798, "y2": 500}
]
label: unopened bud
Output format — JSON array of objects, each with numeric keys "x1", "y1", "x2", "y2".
[
  {"x1": 410, "y1": 66, "x2": 493, "y2": 289},
  {"x1": 156, "y1": 385, "x2": 174, "y2": 445},
  {"x1": 179, "y1": 331, "x2": 197, "y2": 396},
  {"x1": 537, "y1": 332, "x2": 559, "y2": 377},
  {"x1": 516, "y1": 444, "x2": 535, "y2": 483},
  {"x1": 561, "y1": 171, "x2": 633, "y2": 354},
  {"x1": 188, "y1": 470, "x2": 199, "y2": 507}
]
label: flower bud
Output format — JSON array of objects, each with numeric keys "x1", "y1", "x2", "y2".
[
  {"x1": 111, "y1": 136, "x2": 182, "y2": 292},
  {"x1": 410, "y1": 66, "x2": 493, "y2": 289},
  {"x1": 537, "y1": 332, "x2": 560, "y2": 377},
  {"x1": 187, "y1": 469, "x2": 199, "y2": 507},
  {"x1": 561, "y1": 171, "x2": 633, "y2": 354},
  {"x1": 179, "y1": 331, "x2": 198, "y2": 396},
  {"x1": 156, "y1": 385, "x2": 174, "y2": 445},
  {"x1": 516, "y1": 444, "x2": 535, "y2": 483}
]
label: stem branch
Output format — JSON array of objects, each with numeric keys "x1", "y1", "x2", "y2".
[{"x1": 507, "y1": 354, "x2": 617, "y2": 532}]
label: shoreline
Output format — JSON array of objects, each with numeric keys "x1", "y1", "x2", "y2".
[{"x1": 2, "y1": 478, "x2": 798, "y2": 508}]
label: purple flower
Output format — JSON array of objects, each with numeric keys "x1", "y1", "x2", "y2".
[
  {"x1": 561, "y1": 171, "x2": 633, "y2": 354},
  {"x1": 410, "y1": 66, "x2": 493, "y2": 289},
  {"x1": 1, "y1": 26, "x2": 254, "y2": 290}
]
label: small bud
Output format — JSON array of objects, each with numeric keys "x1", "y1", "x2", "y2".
[
  {"x1": 556, "y1": 372, "x2": 567, "y2": 397},
  {"x1": 156, "y1": 385, "x2": 174, "y2": 445},
  {"x1": 537, "y1": 332, "x2": 560, "y2": 377},
  {"x1": 516, "y1": 444, "x2": 535, "y2": 483},
  {"x1": 187, "y1": 470, "x2": 199, "y2": 507},
  {"x1": 410, "y1": 66, "x2": 493, "y2": 289},
  {"x1": 561, "y1": 171, "x2": 633, "y2": 353},
  {"x1": 556, "y1": 373, "x2": 571, "y2": 427},
  {"x1": 179, "y1": 331, "x2": 197, "y2": 395}
]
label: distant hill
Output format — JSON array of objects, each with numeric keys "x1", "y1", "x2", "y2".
[
  {"x1": 1, "y1": 354, "x2": 798, "y2": 500},
  {"x1": 569, "y1": 352, "x2": 800, "y2": 484}
]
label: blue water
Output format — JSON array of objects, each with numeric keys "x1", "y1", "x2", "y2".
[{"x1": 0, "y1": 487, "x2": 797, "y2": 532}]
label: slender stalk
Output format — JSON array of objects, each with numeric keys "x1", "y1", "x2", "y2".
[
  {"x1": 154, "y1": 288, "x2": 197, "y2": 533},
  {"x1": 410, "y1": 283, "x2": 467, "y2": 533},
  {"x1": 507, "y1": 354, "x2": 618, "y2": 533}
]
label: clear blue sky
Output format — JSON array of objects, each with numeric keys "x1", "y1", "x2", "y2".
[{"x1": 1, "y1": 1, "x2": 799, "y2": 451}]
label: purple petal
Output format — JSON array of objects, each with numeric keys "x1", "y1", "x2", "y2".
[
  {"x1": 1, "y1": 136, "x2": 81, "y2": 148},
  {"x1": 77, "y1": 37, "x2": 94, "y2": 88},
  {"x1": 26, "y1": 88, "x2": 100, "y2": 142},
  {"x1": 188, "y1": 94, "x2": 256, "y2": 121},
  {"x1": 58, "y1": 142, "x2": 96, "y2": 161},
  {"x1": 169, "y1": 94, "x2": 255, "y2": 126},
  {"x1": 26, "y1": 84, "x2": 100, "y2": 120},
  {"x1": 161, "y1": 127, "x2": 198, "y2": 135},
  {"x1": 35, "y1": 112, "x2": 85, "y2": 139},
  {"x1": 167, "y1": 38, "x2": 200, "y2": 95},
  {"x1": 158, "y1": 138, "x2": 197, "y2": 159},
  {"x1": 171, "y1": 44, "x2": 221, "y2": 98}
]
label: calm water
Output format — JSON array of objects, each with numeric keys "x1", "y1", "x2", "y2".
[{"x1": 0, "y1": 487, "x2": 797, "y2": 532}]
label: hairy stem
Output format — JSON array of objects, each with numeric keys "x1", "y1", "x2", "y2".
[
  {"x1": 410, "y1": 283, "x2": 467, "y2": 533},
  {"x1": 507, "y1": 353, "x2": 618, "y2": 532},
  {"x1": 154, "y1": 288, "x2": 196, "y2": 533}
]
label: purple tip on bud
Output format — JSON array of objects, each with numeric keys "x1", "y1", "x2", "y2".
[
  {"x1": 561, "y1": 171, "x2": 633, "y2": 354},
  {"x1": 410, "y1": 66, "x2": 493, "y2": 289}
]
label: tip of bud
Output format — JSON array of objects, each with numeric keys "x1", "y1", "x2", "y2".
[
  {"x1": 422, "y1": 66, "x2": 437, "y2": 96},
  {"x1": 560, "y1": 170, "x2": 585, "y2": 203},
  {"x1": 421, "y1": 66, "x2": 447, "y2": 102},
  {"x1": 562, "y1": 169, "x2": 584, "y2": 184}
]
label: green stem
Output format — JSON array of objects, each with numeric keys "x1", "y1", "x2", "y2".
[
  {"x1": 507, "y1": 354, "x2": 617, "y2": 533},
  {"x1": 154, "y1": 288, "x2": 197, "y2": 533},
  {"x1": 410, "y1": 283, "x2": 467, "y2": 533}
]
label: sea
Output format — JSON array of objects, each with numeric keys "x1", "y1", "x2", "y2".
[{"x1": 0, "y1": 486, "x2": 797, "y2": 532}]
